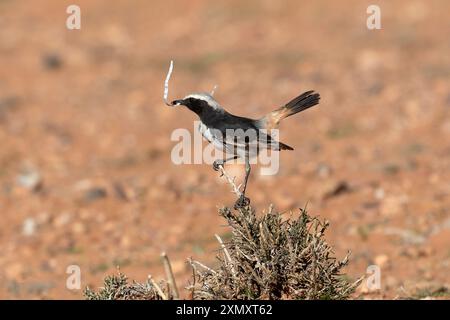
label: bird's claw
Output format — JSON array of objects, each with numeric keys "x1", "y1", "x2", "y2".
[
  {"x1": 234, "y1": 195, "x2": 250, "y2": 209},
  {"x1": 213, "y1": 160, "x2": 223, "y2": 172}
]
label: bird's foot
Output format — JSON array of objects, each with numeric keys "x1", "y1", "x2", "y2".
[
  {"x1": 212, "y1": 160, "x2": 224, "y2": 172},
  {"x1": 234, "y1": 194, "x2": 250, "y2": 209}
]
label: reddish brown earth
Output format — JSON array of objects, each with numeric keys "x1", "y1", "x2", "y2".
[{"x1": 0, "y1": 0, "x2": 449, "y2": 299}]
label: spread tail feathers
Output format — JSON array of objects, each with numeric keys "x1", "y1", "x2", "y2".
[{"x1": 261, "y1": 91, "x2": 320, "y2": 130}]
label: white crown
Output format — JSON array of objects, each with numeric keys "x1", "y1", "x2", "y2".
[{"x1": 184, "y1": 92, "x2": 223, "y2": 110}]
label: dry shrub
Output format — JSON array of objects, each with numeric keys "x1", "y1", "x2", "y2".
[
  {"x1": 189, "y1": 205, "x2": 359, "y2": 300},
  {"x1": 84, "y1": 272, "x2": 168, "y2": 300}
]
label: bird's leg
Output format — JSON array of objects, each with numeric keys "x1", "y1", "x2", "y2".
[
  {"x1": 213, "y1": 155, "x2": 238, "y2": 172},
  {"x1": 242, "y1": 157, "x2": 251, "y2": 195},
  {"x1": 234, "y1": 155, "x2": 251, "y2": 209}
]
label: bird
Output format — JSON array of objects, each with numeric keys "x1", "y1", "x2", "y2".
[{"x1": 171, "y1": 90, "x2": 320, "y2": 208}]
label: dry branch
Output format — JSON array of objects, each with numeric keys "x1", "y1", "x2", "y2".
[
  {"x1": 217, "y1": 164, "x2": 242, "y2": 199},
  {"x1": 148, "y1": 275, "x2": 167, "y2": 300},
  {"x1": 161, "y1": 251, "x2": 180, "y2": 299},
  {"x1": 215, "y1": 234, "x2": 236, "y2": 277}
]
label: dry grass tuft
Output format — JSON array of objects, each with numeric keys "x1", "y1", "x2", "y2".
[{"x1": 84, "y1": 271, "x2": 170, "y2": 300}]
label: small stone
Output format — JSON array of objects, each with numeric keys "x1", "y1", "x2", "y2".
[
  {"x1": 42, "y1": 53, "x2": 62, "y2": 70},
  {"x1": 316, "y1": 163, "x2": 332, "y2": 178},
  {"x1": 374, "y1": 254, "x2": 389, "y2": 268},
  {"x1": 374, "y1": 188, "x2": 385, "y2": 200},
  {"x1": 113, "y1": 182, "x2": 135, "y2": 201},
  {"x1": 17, "y1": 169, "x2": 42, "y2": 191},
  {"x1": 22, "y1": 218, "x2": 37, "y2": 236},
  {"x1": 323, "y1": 181, "x2": 352, "y2": 199},
  {"x1": 83, "y1": 187, "x2": 107, "y2": 202}
]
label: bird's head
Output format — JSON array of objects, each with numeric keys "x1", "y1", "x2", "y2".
[{"x1": 171, "y1": 93, "x2": 222, "y2": 114}]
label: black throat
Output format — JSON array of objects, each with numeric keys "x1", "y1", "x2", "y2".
[{"x1": 183, "y1": 98, "x2": 224, "y2": 123}]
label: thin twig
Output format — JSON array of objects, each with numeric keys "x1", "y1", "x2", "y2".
[
  {"x1": 190, "y1": 260, "x2": 217, "y2": 275},
  {"x1": 217, "y1": 164, "x2": 242, "y2": 199},
  {"x1": 215, "y1": 234, "x2": 236, "y2": 277},
  {"x1": 188, "y1": 258, "x2": 197, "y2": 299},
  {"x1": 163, "y1": 60, "x2": 174, "y2": 106},
  {"x1": 148, "y1": 275, "x2": 167, "y2": 300},
  {"x1": 161, "y1": 252, "x2": 180, "y2": 299}
]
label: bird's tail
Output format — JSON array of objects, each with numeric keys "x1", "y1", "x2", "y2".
[{"x1": 260, "y1": 91, "x2": 320, "y2": 130}]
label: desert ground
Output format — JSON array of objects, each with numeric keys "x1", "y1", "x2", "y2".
[{"x1": 0, "y1": 0, "x2": 449, "y2": 299}]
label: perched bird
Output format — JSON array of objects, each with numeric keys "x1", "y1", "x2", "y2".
[{"x1": 171, "y1": 90, "x2": 320, "y2": 208}]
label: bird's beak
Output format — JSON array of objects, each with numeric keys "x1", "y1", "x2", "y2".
[{"x1": 171, "y1": 99, "x2": 184, "y2": 106}]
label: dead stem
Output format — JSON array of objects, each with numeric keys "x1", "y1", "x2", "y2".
[
  {"x1": 161, "y1": 252, "x2": 180, "y2": 299},
  {"x1": 217, "y1": 164, "x2": 242, "y2": 199}
]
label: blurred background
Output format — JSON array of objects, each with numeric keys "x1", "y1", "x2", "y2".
[{"x1": 0, "y1": 0, "x2": 449, "y2": 299}]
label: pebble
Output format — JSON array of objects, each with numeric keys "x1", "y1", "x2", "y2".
[
  {"x1": 17, "y1": 169, "x2": 42, "y2": 191},
  {"x1": 42, "y1": 53, "x2": 62, "y2": 70},
  {"x1": 22, "y1": 218, "x2": 37, "y2": 237},
  {"x1": 316, "y1": 163, "x2": 332, "y2": 178},
  {"x1": 83, "y1": 187, "x2": 107, "y2": 202},
  {"x1": 374, "y1": 187, "x2": 385, "y2": 200},
  {"x1": 374, "y1": 254, "x2": 389, "y2": 268},
  {"x1": 323, "y1": 181, "x2": 352, "y2": 199}
]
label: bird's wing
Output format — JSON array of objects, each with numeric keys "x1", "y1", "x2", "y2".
[
  {"x1": 199, "y1": 122, "x2": 292, "y2": 153},
  {"x1": 257, "y1": 131, "x2": 293, "y2": 151}
]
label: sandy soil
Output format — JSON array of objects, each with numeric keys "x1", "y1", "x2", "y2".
[{"x1": 0, "y1": 0, "x2": 449, "y2": 299}]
